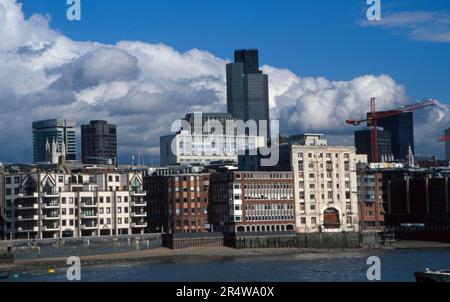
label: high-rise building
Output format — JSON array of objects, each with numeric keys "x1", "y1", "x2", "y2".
[
  {"x1": 226, "y1": 49, "x2": 270, "y2": 134},
  {"x1": 32, "y1": 119, "x2": 77, "y2": 163},
  {"x1": 81, "y1": 120, "x2": 117, "y2": 165},
  {"x1": 445, "y1": 128, "x2": 450, "y2": 161},
  {"x1": 375, "y1": 112, "x2": 414, "y2": 161},
  {"x1": 355, "y1": 129, "x2": 392, "y2": 163}
]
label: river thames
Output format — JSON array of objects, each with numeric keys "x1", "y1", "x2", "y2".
[{"x1": 9, "y1": 248, "x2": 450, "y2": 282}]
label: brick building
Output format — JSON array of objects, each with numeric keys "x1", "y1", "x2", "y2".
[
  {"x1": 356, "y1": 164, "x2": 385, "y2": 230},
  {"x1": 144, "y1": 173, "x2": 210, "y2": 234}
]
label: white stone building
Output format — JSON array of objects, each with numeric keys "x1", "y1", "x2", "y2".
[
  {"x1": 160, "y1": 130, "x2": 264, "y2": 166},
  {"x1": 2, "y1": 170, "x2": 147, "y2": 240},
  {"x1": 291, "y1": 134, "x2": 359, "y2": 233}
]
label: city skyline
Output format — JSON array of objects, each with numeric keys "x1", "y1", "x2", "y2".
[{"x1": 0, "y1": 0, "x2": 450, "y2": 164}]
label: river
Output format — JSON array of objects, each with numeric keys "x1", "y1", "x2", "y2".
[{"x1": 9, "y1": 248, "x2": 450, "y2": 282}]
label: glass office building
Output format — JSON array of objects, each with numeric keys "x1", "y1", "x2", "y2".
[
  {"x1": 32, "y1": 119, "x2": 77, "y2": 163},
  {"x1": 226, "y1": 49, "x2": 270, "y2": 136}
]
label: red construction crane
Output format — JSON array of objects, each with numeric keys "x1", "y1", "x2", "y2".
[
  {"x1": 346, "y1": 98, "x2": 436, "y2": 163},
  {"x1": 438, "y1": 135, "x2": 450, "y2": 142}
]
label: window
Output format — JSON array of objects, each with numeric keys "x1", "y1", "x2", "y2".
[
  {"x1": 5, "y1": 177, "x2": 11, "y2": 184},
  {"x1": 100, "y1": 208, "x2": 104, "y2": 214},
  {"x1": 118, "y1": 218, "x2": 122, "y2": 224},
  {"x1": 311, "y1": 217, "x2": 317, "y2": 225},
  {"x1": 117, "y1": 207, "x2": 122, "y2": 214}
]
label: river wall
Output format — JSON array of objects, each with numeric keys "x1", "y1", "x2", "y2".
[{"x1": 7, "y1": 234, "x2": 162, "y2": 260}]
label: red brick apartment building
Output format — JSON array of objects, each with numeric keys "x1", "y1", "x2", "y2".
[
  {"x1": 357, "y1": 168, "x2": 385, "y2": 231},
  {"x1": 210, "y1": 171, "x2": 295, "y2": 233},
  {"x1": 144, "y1": 173, "x2": 210, "y2": 234}
]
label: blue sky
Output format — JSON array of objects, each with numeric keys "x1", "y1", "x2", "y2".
[
  {"x1": 19, "y1": 0, "x2": 450, "y2": 104},
  {"x1": 1, "y1": 0, "x2": 449, "y2": 163}
]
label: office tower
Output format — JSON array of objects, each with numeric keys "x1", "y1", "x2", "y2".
[
  {"x1": 32, "y1": 119, "x2": 77, "y2": 163},
  {"x1": 226, "y1": 49, "x2": 270, "y2": 134},
  {"x1": 445, "y1": 128, "x2": 450, "y2": 161},
  {"x1": 290, "y1": 134, "x2": 359, "y2": 233},
  {"x1": 81, "y1": 120, "x2": 117, "y2": 165},
  {"x1": 355, "y1": 129, "x2": 392, "y2": 163},
  {"x1": 375, "y1": 112, "x2": 414, "y2": 161}
]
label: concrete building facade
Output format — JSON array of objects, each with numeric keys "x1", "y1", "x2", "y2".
[
  {"x1": 160, "y1": 130, "x2": 264, "y2": 166},
  {"x1": 2, "y1": 170, "x2": 147, "y2": 240},
  {"x1": 291, "y1": 134, "x2": 360, "y2": 233}
]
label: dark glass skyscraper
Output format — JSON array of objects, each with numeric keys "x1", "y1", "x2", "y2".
[
  {"x1": 81, "y1": 120, "x2": 117, "y2": 165},
  {"x1": 376, "y1": 112, "x2": 414, "y2": 161},
  {"x1": 32, "y1": 119, "x2": 77, "y2": 163},
  {"x1": 355, "y1": 129, "x2": 392, "y2": 163},
  {"x1": 226, "y1": 49, "x2": 270, "y2": 134}
]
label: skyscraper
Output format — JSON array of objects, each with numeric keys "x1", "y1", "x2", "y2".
[
  {"x1": 226, "y1": 49, "x2": 270, "y2": 133},
  {"x1": 355, "y1": 129, "x2": 392, "y2": 163},
  {"x1": 375, "y1": 112, "x2": 414, "y2": 161},
  {"x1": 81, "y1": 120, "x2": 117, "y2": 165},
  {"x1": 32, "y1": 119, "x2": 77, "y2": 163}
]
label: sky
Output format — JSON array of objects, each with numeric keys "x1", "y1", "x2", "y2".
[{"x1": 0, "y1": 0, "x2": 450, "y2": 164}]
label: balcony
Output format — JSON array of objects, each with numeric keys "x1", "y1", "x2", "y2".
[
  {"x1": 130, "y1": 190, "x2": 147, "y2": 197},
  {"x1": 42, "y1": 225, "x2": 60, "y2": 232},
  {"x1": 80, "y1": 223, "x2": 98, "y2": 230},
  {"x1": 80, "y1": 202, "x2": 97, "y2": 208},
  {"x1": 42, "y1": 191, "x2": 60, "y2": 198},
  {"x1": 17, "y1": 226, "x2": 39, "y2": 232},
  {"x1": 42, "y1": 214, "x2": 60, "y2": 220},
  {"x1": 16, "y1": 192, "x2": 39, "y2": 199},
  {"x1": 16, "y1": 215, "x2": 39, "y2": 221},
  {"x1": 130, "y1": 200, "x2": 147, "y2": 207},
  {"x1": 80, "y1": 212, "x2": 98, "y2": 219},
  {"x1": 131, "y1": 221, "x2": 147, "y2": 228},
  {"x1": 130, "y1": 211, "x2": 147, "y2": 218},
  {"x1": 42, "y1": 203, "x2": 60, "y2": 209},
  {"x1": 16, "y1": 203, "x2": 39, "y2": 210}
]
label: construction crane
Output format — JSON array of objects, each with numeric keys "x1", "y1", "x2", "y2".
[
  {"x1": 346, "y1": 98, "x2": 436, "y2": 163},
  {"x1": 438, "y1": 135, "x2": 450, "y2": 143}
]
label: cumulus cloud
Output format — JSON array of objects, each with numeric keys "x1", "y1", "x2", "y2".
[
  {"x1": 361, "y1": 11, "x2": 450, "y2": 43},
  {"x1": 0, "y1": 0, "x2": 446, "y2": 164}
]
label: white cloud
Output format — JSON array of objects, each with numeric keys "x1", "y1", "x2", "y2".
[
  {"x1": 0, "y1": 0, "x2": 446, "y2": 163},
  {"x1": 362, "y1": 11, "x2": 450, "y2": 43}
]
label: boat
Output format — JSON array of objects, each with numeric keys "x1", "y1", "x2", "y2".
[{"x1": 415, "y1": 268, "x2": 450, "y2": 282}]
